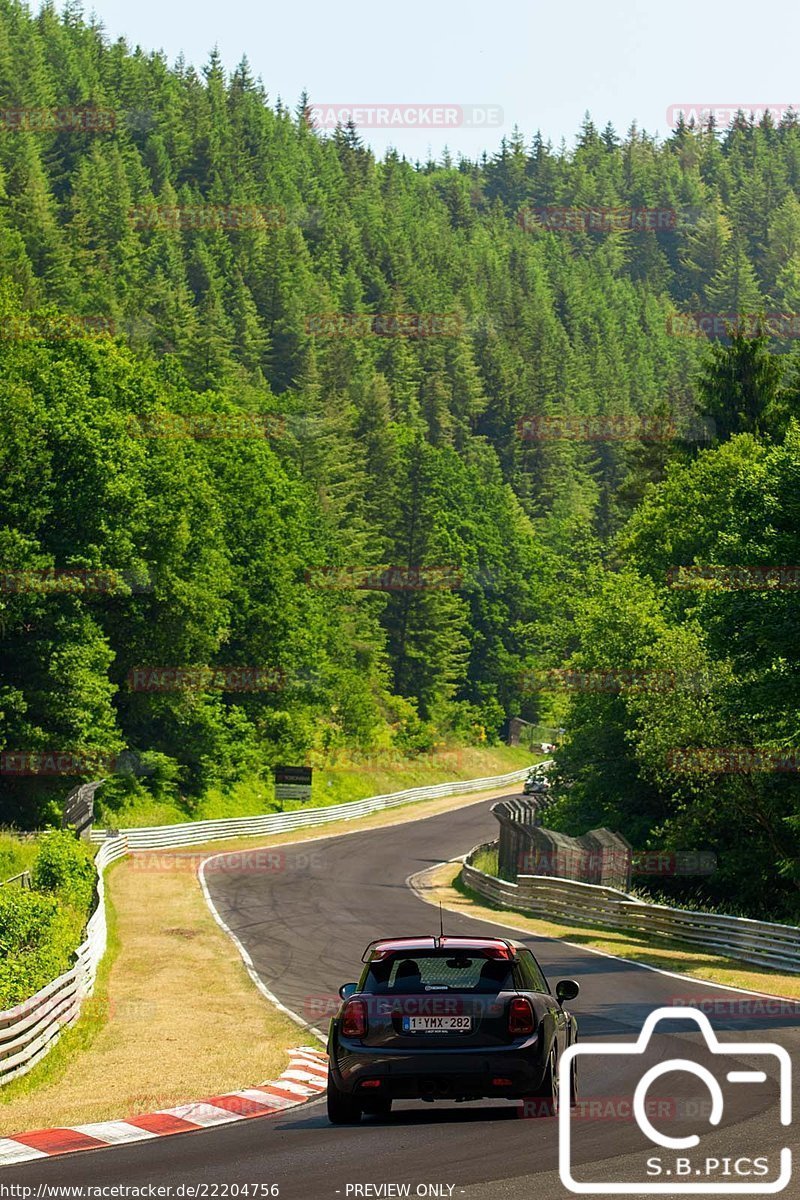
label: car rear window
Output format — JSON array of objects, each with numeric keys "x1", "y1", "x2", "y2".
[{"x1": 363, "y1": 952, "x2": 514, "y2": 994}]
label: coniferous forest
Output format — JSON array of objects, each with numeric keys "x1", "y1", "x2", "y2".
[{"x1": 1, "y1": 0, "x2": 799, "y2": 918}]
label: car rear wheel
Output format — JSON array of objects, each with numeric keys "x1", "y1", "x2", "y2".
[
  {"x1": 520, "y1": 1046, "x2": 560, "y2": 1118},
  {"x1": 569, "y1": 1056, "x2": 578, "y2": 1108},
  {"x1": 326, "y1": 1074, "x2": 362, "y2": 1124},
  {"x1": 535, "y1": 1047, "x2": 560, "y2": 1116}
]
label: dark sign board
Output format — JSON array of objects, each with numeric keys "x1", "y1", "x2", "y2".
[
  {"x1": 62, "y1": 781, "x2": 98, "y2": 836},
  {"x1": 274, "y1": 765, "x2": 312, "y2": 802}
]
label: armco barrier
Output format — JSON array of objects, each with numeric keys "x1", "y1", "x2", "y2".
[
  {"x1": 0, "y1": 765, "x2": 532, "y2": 1086},
  {"x1": 462, "y1": 843, "x2": 800, "y2": 973},
  {"x1": 88, "y1": 767, "x2": 534, "y2": 849}
]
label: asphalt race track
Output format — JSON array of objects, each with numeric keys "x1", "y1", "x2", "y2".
[{"x1": 4, "y1": 793, "x2": 799, "y2": 1198}]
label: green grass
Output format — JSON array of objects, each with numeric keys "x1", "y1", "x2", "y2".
[
  {"x1": 470, "y1": 845, "x2": 500, "y2": 876},
  {"x1": 0, "y1": 833, "x2": 39, "y2": 883},
  {"x1": 97, "y1": 743, "x2": 538, "y2": 829}
]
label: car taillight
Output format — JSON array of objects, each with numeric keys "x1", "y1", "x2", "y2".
[
  {"x1": 508, "y1": 997, "x2": 534, "y2": 1035},
  {"x1": 342, "y1": 998, "x2": 368, "y2": 1037}
]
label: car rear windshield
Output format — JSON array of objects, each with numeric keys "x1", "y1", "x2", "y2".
[{"x1": 363, "y1": 951, "x2": 514, "y2": 994}]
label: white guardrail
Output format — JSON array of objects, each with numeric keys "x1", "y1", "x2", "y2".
[
  {"x1": 0, "y1": 766, "x2": 532, "y2": 1086},
  {"x1": 462, "y1": 843, "x2": 800, "y2": 974}
]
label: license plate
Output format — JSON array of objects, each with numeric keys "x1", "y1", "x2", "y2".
[{"x1": 401, "y1": 1015, "x2": 473, "y2": 1033}]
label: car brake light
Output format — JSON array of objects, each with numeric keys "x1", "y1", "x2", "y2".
[
  {"x1": 342, "y1": 998, "x2": 368, "y2": 1037},
  {"x1": 508, "y1": 996, "x2": 534, "y2": 1035}
]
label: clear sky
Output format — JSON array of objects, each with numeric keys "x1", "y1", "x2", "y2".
[{"x1": 80, "y1": 0, "x2": 800, "y2": 160}]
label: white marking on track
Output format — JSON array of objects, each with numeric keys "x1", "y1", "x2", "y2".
[
  {"x1": 0, "y1": 1139, "x2": 48, "y2": 1165},
  {"x1": 71, "y1": 1121, "x2": 158, "y2": 1144}
]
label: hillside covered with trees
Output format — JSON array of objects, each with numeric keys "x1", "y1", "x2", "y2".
[{"x1": 0, "y1": 0, "x2": 799, "y2": 917}]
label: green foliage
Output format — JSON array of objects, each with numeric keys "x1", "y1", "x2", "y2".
[
  {"x1": 0, "y1": 831, "x2": 98, "y2": 1007},
  {"x1": 0, "y1": 2, "x2": 799, "y2": 920},
  {"x1": 30, "y1": 829, "x2": 95, "y2": 909}
]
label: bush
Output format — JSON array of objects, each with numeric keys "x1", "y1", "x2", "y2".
[
  {"x1": 31, "y1": 830, "x2": 95, "y2": 909},
  {"x1": 0, "y1": 888, "x2": 59, "y2": 956},
  {"x1": 0, "y1": 888, "x2": 67, "y2": 1008},
  {"x1": 0, "y1": 833, "x2": 98, "y2": 1008}
]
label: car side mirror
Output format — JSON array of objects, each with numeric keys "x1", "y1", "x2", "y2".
[
  {"x1": 556, "y1": 979, "x2": 580, "y2": 1004},
  {"x1": 338, "y1": 982, "x2": 358, "y2": 1000}
]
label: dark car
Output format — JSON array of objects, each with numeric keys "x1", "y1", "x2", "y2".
[{"x1": 326, "y1": 934, "x2": 579, "y2": 1124}]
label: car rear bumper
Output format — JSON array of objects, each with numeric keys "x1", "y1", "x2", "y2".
[{"x1": 330, "y1": 1041, "x2": 547, "y2": 1100}]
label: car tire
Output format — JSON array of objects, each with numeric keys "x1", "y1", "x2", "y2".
[
  {"x1": 520, "y1": 1047, "x2": 560, "y2": 1119},
  {"x1": 535, "y1": 1047, "x2": 560, "y2": 1116},
  {"x1": 326, "y1": 1074, "x2": 363, "y2": 1125},
  {"x1": 569, "y1": 1056, "x2": 578, "y2": 1108}
]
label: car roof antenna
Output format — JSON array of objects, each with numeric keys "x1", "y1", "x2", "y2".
[{"x1": 436, "y1": 901, "x2": 445, "y2": 946}]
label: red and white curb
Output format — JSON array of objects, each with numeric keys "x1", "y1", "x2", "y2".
[{"x1": 0, "y1": 1047, "x2": 327, "y2": 1166}]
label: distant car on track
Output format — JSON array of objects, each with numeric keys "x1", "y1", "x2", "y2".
[
  {"x1": 523, "y1": 768, "x2": 551, "y2": 796},
  {"x1": 326, "y1": 935, "x2": 579, "y2": 1123}
]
